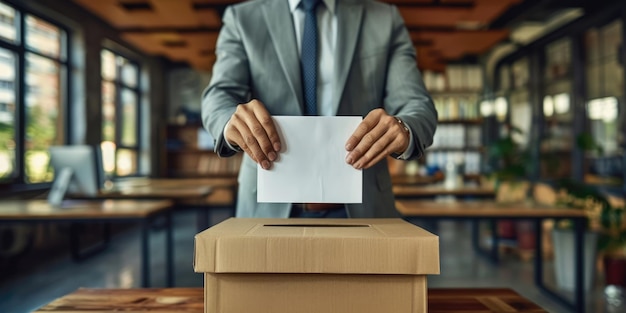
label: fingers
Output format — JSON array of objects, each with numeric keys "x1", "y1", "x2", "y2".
[
  {"x1": 345, "y1": 109, "x2": 409, "y2": 169},
  {"x1": 224, "y1": 99, "x2": 281, "y2": 170}
]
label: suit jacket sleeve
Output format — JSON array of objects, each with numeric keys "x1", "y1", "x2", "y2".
[
  {"x1": 201, "y1": 6, "x2": 250, "y2": 157},
  {"x1": 383, "y1": 5, "x2": 438, "y2": 160}
]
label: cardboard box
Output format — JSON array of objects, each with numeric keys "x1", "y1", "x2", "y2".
[{"x1": 194, "y1": 218, "x2": 439, "y2": 313}]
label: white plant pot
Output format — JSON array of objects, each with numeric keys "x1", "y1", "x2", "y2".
[{"x1": 552, "y1": 228, "x2": 598, "y2": 292}]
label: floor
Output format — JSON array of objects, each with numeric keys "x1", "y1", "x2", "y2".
[{"x1": 0, "y1": 210, "x2": 624, "y2": 313}]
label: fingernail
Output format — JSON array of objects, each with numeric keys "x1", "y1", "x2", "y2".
[
  {"x1": 262, "y1": 161, "x2": 270, "y2": 170},
  {"x1": 345, "y1": 143, "x2": 353, "y2": 150},
  {"x1": 346, "y1": 155, "x2": 353, "y2": 164},
  {"x1": 353, "y1": 162, "x2": 361, "y2": 169},
  {"x1": 268, "y1": 152, "x2": 276, "y2": 161},
  {"x1": 274, "y1": 142, "x2": 281, "y2": 152}
]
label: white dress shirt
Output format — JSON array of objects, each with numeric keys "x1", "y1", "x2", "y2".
[{"x1": 288, "y1": 0, "x2": 337, "y2": 116}]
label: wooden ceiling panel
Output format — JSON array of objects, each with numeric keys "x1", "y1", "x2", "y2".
[
  {"x1": 382, "y1": 0, "x2": 435, "y2": 3},
  {"x1": 180, "y1": 33, "x2": 220, "y2": 51},
  {"x1": 191, "y1": 0, "x2": 240, "y2": 4},
  {"x1": 416, "y1": 46, "x2": 446, "y2": 72},
  {"x1": 400, "y1": 7, "x2": 471, "y2": 28},
  {"x1": 399, "y1": 0, "x2": 521, "y2": 29},
  {"x1": 439, "y1": 0, "x2": 475, "y2": 3},
  {"x1": 74, "y1": 0, "x2": 147, "y2": 27},
  {"x1": 121, "y1": 32, "x2": 168, "y2": 54},
  {"x1": 73, "y1": 0, "x2": 526, "y2": 72},
  {"x1": 466, "y1": 0, "x2": 523, "y2": 22},
  {"x1": 121, "y1": 31, "x2": 220, "y2": 70},
  {"x1": 413, "y1": 30, "x2": 509, "y2": 60},
  {"x1": 196, "y1": 9, "x2": 222, "y2": 27},
  {"x1": 73, "y1": 0, "x2": 221, "y2": 28},
  {"x1": 149, "y1": 0, "x2": 200, "y2": 28}
]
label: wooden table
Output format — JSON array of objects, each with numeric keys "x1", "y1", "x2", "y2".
[
  {"x1": 35, "y1": 287, "x2": 547, "y2": 312},
  {"x1": 0, "y1": 199, "x2": 174, "y2": 288},
  {"x1": 118, "y1": 177, "x2": 238, "y2": 189},
  {"x1": 396, "y1": 199, "x2": 589, "y2": 313},
  {"x1": 103, "y1": 177, "x2": 238, "y2": 230},
  {"x1": 393, "y1": 184, "x2": 496, "y2": 199},
  {"x1": 391, "y1": 174, "x2": 443, "y2": 186},
  {"x1": 100, "y1": 185, "x2": 213, "y2": 199}
]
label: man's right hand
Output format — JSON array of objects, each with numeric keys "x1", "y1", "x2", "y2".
[{"x1": 224, "y1": 99, "x2": 281, "y2": 170}]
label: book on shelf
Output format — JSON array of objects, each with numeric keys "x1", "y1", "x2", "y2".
[{"x1": 426, "y1": 151, "x2": 482, "y2": 175}]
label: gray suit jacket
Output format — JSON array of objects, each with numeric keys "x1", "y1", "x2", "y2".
[{"x1": 202, "y1": 0, "x2": 437, "y2": 218}]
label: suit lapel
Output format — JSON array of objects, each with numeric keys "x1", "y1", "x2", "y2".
[
  {"x1": 332, "y1": 0, "x2": 363, "y2": 115},
  {"x1": 262, "y1": 0, "x2": 304, "y2": 114}
]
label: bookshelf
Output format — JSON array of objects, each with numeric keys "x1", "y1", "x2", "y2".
[
  {"x1": 164, "y1": 123, "x2": 242, "y2": 178},
  {"x1": 423, "y1": 65, "x2": 484, "y2": 177}
]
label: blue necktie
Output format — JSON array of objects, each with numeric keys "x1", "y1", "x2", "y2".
[{"x1": 301, "y1": 0, "x2": 320, "y2": 116}]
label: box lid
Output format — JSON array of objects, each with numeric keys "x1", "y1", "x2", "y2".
[{"x1": 194, "y1": 218, "x2": 439, "y2": 275}]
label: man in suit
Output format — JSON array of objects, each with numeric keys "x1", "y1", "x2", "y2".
[{"x1": 202, "y1": 0, "x2": 437, "y2": 218}]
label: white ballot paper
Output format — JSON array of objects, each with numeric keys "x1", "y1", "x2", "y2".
[{"x1": 257, "y1": 116, "x2": 363, "y2": 203}]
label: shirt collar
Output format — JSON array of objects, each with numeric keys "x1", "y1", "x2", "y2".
[{"x1": 288, "y1": 0, "x2": 336, "y2": 15}]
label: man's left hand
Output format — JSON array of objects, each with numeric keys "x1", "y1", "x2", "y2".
[{"x1": 345, "y1": 108, "x2": 409, "y2": 169}]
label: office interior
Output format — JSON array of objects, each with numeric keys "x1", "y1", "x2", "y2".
[{"x1": 0, "y1": 0, "x2": 625, "y2": 312}]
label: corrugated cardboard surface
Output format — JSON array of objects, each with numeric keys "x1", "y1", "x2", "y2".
[
  {"x1": 204, "y1": 273, "x2": 427, "y2": 313},
  {"x1": 195, "y1": 218, "x2": 438, "y2": 313},
  {"x1": 194, "y1": 218, "x2": 439, "y2": 274}
]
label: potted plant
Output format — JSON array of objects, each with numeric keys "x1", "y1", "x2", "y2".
[
  {"x1": 598, "y1": 202, "x2": 626, "y2": 290},
  {"x1": 551, "y1": 179, "x2": 606, "y2": 292},
  {"x1": 485, "y1": 125, "x2": 531, "y2": 246},
  {"x1": 486, "y1": 125, "x2": 530, "y2": 194}
]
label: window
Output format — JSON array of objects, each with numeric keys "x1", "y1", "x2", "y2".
[
  {"x1": 0, "y1": 1, "x2": 68, "y2": 184},
  {"x1": 509, "y1": 58, "x2": 530, "y2": 146},
  {"x1": 100, "y1": 49, "x2": 140, "y2": 177},
  {"x1": 511, "y1": 57, "x2": 529, "y2": 90},
  {"x1": 542, "y1": 38, "x2": 574, "y2": 156},
  {"x1": 545, "y1": 37, "x2": 572, "y2": 81},
  {"x1": 584, "y1": 19, "x2": 623, "y2": 156}
]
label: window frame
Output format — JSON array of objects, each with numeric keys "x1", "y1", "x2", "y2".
[
  {"x1": 0, "y1": 1, "x2": 72, "y2": 188},
  {"x1": 100, "y1": 48, "x2": 141, "y2": 177}
]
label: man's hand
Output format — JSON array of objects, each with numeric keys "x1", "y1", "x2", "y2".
[
  {"x1": 345, "y1": 108, "x2": 410, "y2": 169},
  {"x1": 224, "y1": 99, "x2": 281, "y2": 170}
]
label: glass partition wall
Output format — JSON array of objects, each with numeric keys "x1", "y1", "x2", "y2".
[
  {"x1": 584, "y1": 19, "x2": 624, "y2": 186},
  {"x1": 101, "y1": 49, "x2": 140, "y2": 177},
  {"x1": 493, "y1": 14, "x2": 624, "y2": 188},
  {"x1": 542, "y1": 38, "x2": 574, "y2": 180},
  {"x1": 510, "y1": 58, "x2": 532, "y2": 151}
]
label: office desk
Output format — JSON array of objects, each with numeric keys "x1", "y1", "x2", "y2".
[
  {"x1": 391, "y1": 174, "x2": 442, "y2": 186},
  {"x1": 0, "y1": 199, "x2": 174, "y2": 288},
  {"x1": 99, "y1": 182, "x2": 213, "y2": 200},
  {"x1": 109, "y1": 177, "x2": 237, "y2": 189},
  {"x1": 79, "y1": 179, "x2": 214, "y2": 231},
  {"x1": 396, "y1": 199, "x2": 588, "y2": 313},
  {"x1": 124, "y1": 177, "x2": 238, "y2": 189},
  {"x1": 393, "y1": 184, "x2": 496, "y2": 199},
  {"x1": 35, "y1": 287, "x2": 547, "y2": 312},
  {"x1": 105, "y1": 177, "x2": 237, "y2": 230},
  {"x1": 135, "y1": 177, "x2": 238, "y2": 207}
]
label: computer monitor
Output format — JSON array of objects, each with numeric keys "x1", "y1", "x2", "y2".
[{"x1": 48, "y1": 145, "x2": 105, "y2": 200}]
